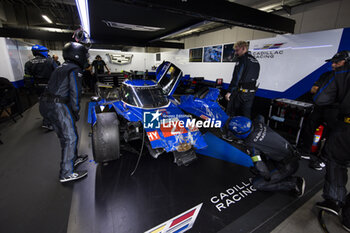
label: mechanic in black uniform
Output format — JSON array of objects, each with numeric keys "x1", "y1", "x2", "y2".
[
  {"x1": 39, "y1": 42, "x2": 89, "y2": 183},
  {"x1": 92, "y1": 55, "x2": 110, "y2": 75},
  {"x1": 222, "y1": 41, "x2": 260, "y2": 141},
  {"x1": 229, "y1": 116, "x2": 305, "y2": 196},
  {"x1": 299, "y1": 57, "x2": 344, "y2": 170},
  {"x1": 313, "y1": 51, "x2": 350, "y2": 226},
  {"x1": 24, "y1": 44, "x2": 57, "y2": 130},
  {"x1": 225, "y1": 41, "x2": 260, "y2": 118},
  {"x1": 91, "y1": 55, "x2": 110, "y2": 92}
]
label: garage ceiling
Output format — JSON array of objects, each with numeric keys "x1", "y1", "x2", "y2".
[
  {"x1": 0, "y1": 0, "x2": 320, "y2": 49},
  {"x1": 89, "y1": 0, "x2": 296, "y2": 48}
]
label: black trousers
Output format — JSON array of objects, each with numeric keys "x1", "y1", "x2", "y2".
[
  {"x1": 299, "y1": 106, "x2": 338, "y2": 153},
  {"x1": 252, "y1": 160, "x2": 299, "y2": 192},
  {"x1": 342, "y1": 194, "x2": 350, "y2": 225},
  {"x1": 226, "y1": 91, "x2": 255, "y2": 119},
  {"x1": 322, "y1": 122, "x2": 350, "y2": 205},
  {"x1": 39, "y1": 101, "x2": 78, "y2": 178}
]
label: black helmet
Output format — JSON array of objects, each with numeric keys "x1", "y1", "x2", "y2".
[
  {"x1": 62, "y1": 42, "x2": 89, "y2": 68},
  {"x1": 325, "y1": 50, "x2": 350, "y2": 63}
]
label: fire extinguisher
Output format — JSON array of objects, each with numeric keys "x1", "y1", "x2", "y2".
[{"x1": 311, "y1": 125, "x2": 325, "y2": 153}]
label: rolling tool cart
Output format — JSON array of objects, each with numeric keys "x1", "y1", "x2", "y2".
[{"x1": 267, "y1": 98, "x2": 313, "y2": 145}]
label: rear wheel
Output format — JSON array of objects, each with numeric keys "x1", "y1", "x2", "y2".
[{"x1": 92, "y1": 112, "x2": 120, "y2": 163}]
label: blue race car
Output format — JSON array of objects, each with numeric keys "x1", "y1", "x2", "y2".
[{"x1": 88, "y1": 62, "x2": 209, "y2": 166}]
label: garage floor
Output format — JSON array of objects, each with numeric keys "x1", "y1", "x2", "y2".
[{"x1": 0, "y1": 97, "x2": 343, "y2": 233}]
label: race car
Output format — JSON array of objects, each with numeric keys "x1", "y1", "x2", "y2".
[{"x1": 88, "y1": 62, "x2": 210, "y2": 166}]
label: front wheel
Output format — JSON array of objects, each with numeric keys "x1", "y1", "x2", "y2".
[{"x1": 92, "y1": 112, "x2": 120, "y2": 163}]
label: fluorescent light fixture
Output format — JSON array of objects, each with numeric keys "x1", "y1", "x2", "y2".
[
  {"x1": 75, "y1": 0, "x2": 90, "y2": 35},
  {"x1": 42, "y1": 15, "x2": 53, "y2": 24},
  {"x1": 291, "y1": 45, "x2": 333, "y2": 50}
]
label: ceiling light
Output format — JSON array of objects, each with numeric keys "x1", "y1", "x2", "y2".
[
  {"x1": 75, "y1": 0, "x2": 90, "y2": 35},
  {"x1": 42, "y1": 15, "x2": 53, "y2": 24}
]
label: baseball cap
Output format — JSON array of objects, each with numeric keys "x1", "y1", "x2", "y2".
[{"x1": 325, "y1": 51, "x2": 349, "y2": 63}]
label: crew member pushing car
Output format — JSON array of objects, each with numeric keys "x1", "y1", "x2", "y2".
[{"x1": 39, "y1": 42, "x2": 89, "y2": 183}]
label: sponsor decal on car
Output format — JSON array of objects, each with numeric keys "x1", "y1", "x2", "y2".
[{"x1": 147, "y1": 130, "x2": 161, "y2": 142}]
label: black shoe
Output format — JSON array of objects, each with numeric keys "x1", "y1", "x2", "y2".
[
  {"x1": 293, "y1": 177, "x2": 305, "y2": 197},
  {"x1": 60, "y1": 170, "x2": 88, "y2": 183},
  {"x1": 315, "y1": 200, "x2": 341, "y2": 216},
  {"x1": 42, "y1": 124, "x2": 54, "y2": 131},
  {"x1": 222, "y1": 134, "x2": 233, "y2": 142},
  {"x1": 299, "y1": 151, "x2": 311, "y2": 160},
  {"x1": 74, "y1": 154, "x2": 88, "y2": 167},
  {"x1": 309, "y1": 159, "x2": 326, "y2": 171}
]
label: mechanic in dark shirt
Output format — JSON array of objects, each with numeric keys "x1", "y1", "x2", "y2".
[
  {"x1": 225, "y1": 41, "x2": 260, "y2": 118},
  {"x1": 92, "y1": 55, "x2": 110, "y2": 75},
  {"x1": 24, "y1": 44, "x2": 56, "y2": 130},
  {"x1": 299, "y1": 62, "x2": 341, "y2": 170},
  {"x1": 39, "y1": 42, "x2": 89, "y2": 183},
  {"x1": 24, "y1": 45, "x2": 56, "y2": 95},
  {"x1": 229, "y1": 116, "x2": 305, "y2": 196},
  {"x1": 91, "y1": 55, "x2": 110, "y2": 92},
  {"x1": 222, "y1": 41, "x2": 260, "y2": 142},
  {"x1": 313, "y1": 51, "x2": 350, "y2": 226}
]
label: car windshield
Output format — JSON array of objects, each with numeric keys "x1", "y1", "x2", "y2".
[
  {"x1": 121, "y1": 84, "x2": 169, "y2": 108},
  {"x1": 158, "y1": 65, "x2": 181, "y2": 95}
]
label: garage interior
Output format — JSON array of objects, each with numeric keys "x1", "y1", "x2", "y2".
[{"x1": 1, "y1": 0, "x2": 350, "y2": 233}]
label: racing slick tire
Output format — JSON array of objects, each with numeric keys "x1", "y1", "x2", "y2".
[{"x1": 92, "y1": 112, "x2": 120, "y2": 163}]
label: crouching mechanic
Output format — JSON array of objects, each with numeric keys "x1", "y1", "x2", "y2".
[
  {"x1": 39, "y1": 42, "x2": 89, "y2": 183},
  {"x1": 229, "y1": 116, "x2": 305, "y2": 196}
]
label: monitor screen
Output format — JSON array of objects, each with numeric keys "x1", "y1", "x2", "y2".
[
  {"x1": 203, "y1": 45, "x2": 222, "y2": 62},
  {"x1": 189, "y1": 48, "x2": 203, "y2": 62},
  {"x1": 223, "y1": 43, "x2": 235, "y2": 62}
]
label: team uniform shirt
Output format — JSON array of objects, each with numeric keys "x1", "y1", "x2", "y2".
[
  {"x1": 24, "y1": 55, "x2": 56, "y2": 84},
  {"x1": 228, "y1": 52, "x2": 260, "y2": 93},
  {"x1": 92, "y1": 59, "x2": 107, "y2": 74}
]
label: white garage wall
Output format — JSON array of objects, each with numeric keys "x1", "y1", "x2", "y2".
[{"x1": 51, "y1": 49, "x2": 154, "y2": 73}]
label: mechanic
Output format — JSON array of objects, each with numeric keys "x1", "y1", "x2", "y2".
[
  {"x1": 225, "y1": 41, "x2": 260, "y2": 118},
  {"x1": 24, "y1": 44, "x2": 57, "y2": 130},
  {"x1": 82, "y1": 61, "x2": 93, "y2": 92},
  {"x1": 298, "y1": 53, "x2": 347, "y2": 170},
  {"x1": 229, "y1": 116, "x2": 305, "y2": 197},
  {"x1": 39, "y1": 42, "x2": 89, "y2": 183},
  {"x1": 91, "y1": 55, "x2": 110, "y2": 92},
  {"x1": 92, "y1": 55, "x2": 110, "y2": 75},
  {"x1": 52, "y1": 54, "x2": 61, "y2": 66},
  {"x1": 222, "y1": 41, "x2": 260, "y2": 141},
  {"x1": 313, "y1": 51, "x2": 350, "y2": 226}
]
